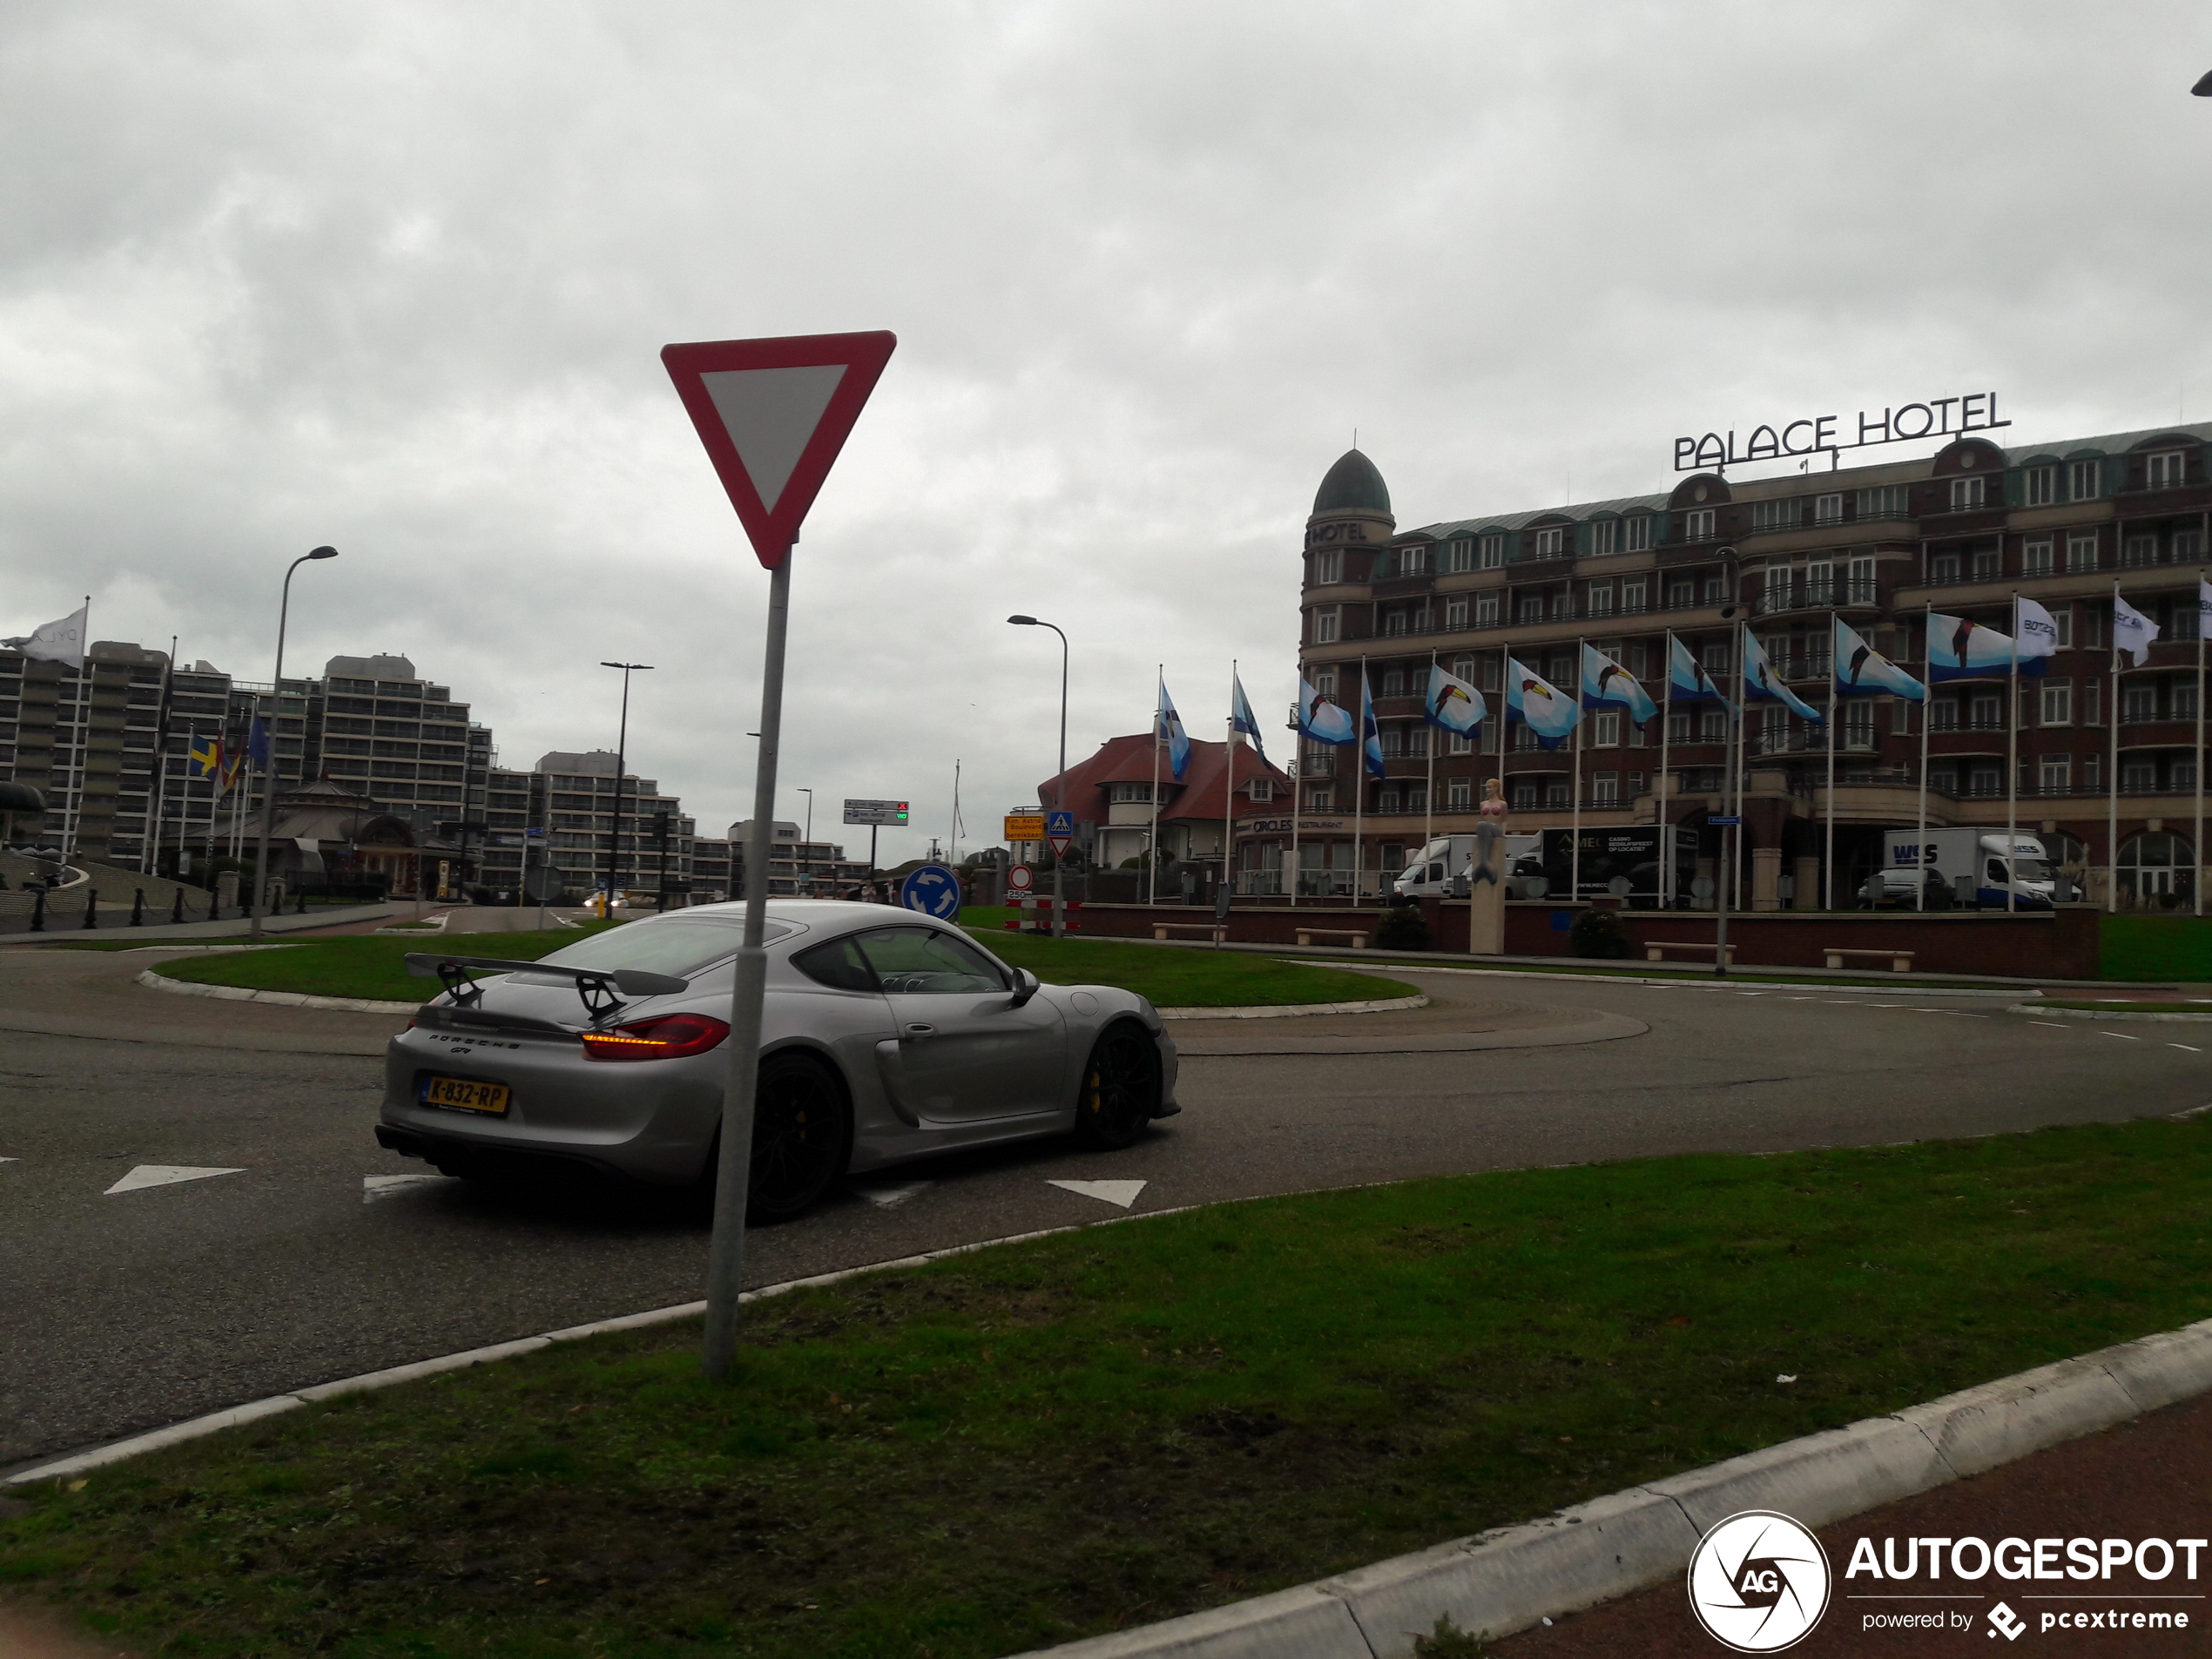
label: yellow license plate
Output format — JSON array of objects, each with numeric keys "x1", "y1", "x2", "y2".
[{"x1": 421, "y1": 1076, "x2": 511, "y2": 1116}]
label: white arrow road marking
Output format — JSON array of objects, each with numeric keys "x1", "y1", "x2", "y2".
[
  {"x1": 105, "y1": 1165, "x2": 245, "y2": 1196},
  {"x1": 851, "y1": 1181, "x2": 933, "y2": 1208},
  {"x1": 2171, "y1": 1043, "x2": 2202, "y2": 1053},
  {"x1": 0, "y1": 1157, "x2": 16, "y2": 1163},
  {"x1": 1048, "y1": 1178, "x2": 1148, "y2": 1210},
  {"x1": 363, "y1": 1173, "x2": 455, "y2": 1204}
]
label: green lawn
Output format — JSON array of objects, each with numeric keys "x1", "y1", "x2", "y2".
[
  {"x1": 152, "y1": 924, "x2": 627, "y2": 1002},
  {"x1": 974, "y1": 930, "x2": 1413, "y2": 1006},
  {"x1": 2099, "y1": 914, "x2": 2212, "y2": 981},
  {"x1": 6, "y1": 1116, "x2": 2210, "y2": 1659},
  {"x1": 142, "y1": 921, "x2": 1407, "y2": 1010}
]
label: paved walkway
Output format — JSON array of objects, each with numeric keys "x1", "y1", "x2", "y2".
[{"x1": 1498, "y1": 1391, "x2": 2212, "y2": 1657}]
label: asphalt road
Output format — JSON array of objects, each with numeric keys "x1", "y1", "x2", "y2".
[{"x1": 3, "y1": 950, "x2": 2206, "y2": 1472}]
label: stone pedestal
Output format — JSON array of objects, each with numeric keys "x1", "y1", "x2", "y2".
[
  {"x1": 215, "y1": 870, "x2": 239, "y2": 914},
  {"x1": 1791, "y1": 855, "x2": 1821, "y2": 911},
  {"x1": 1467, "y1": 837, "x2": 1506, "y2": 955},
  {"x1": 1752, "y1": 846, "x2": 1783, "y2": 912}
]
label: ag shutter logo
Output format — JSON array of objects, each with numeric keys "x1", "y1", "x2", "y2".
[
  {"x1": 1687, "y1": 1510, "x2": 1832, "y2": 1652},
  {"x1": 1987, "y1": 1601, "x2": 2027, "y2": 1642}
]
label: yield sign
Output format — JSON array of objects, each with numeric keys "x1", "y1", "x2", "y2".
[{"x1": 661, "y1": 330, "x2": 897, "y2": 569}]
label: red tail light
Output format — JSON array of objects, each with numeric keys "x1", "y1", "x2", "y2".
[{"x1": 580, "y1": 1012, "x2": 731, "y2": 1062}]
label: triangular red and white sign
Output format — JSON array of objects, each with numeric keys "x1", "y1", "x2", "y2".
[{"x1": 662, "y1": 330, "x2": 897, "y2": 569}]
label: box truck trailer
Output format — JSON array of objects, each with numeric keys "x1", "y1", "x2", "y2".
[
  {"x1": 1533, "y1": 826, "x2": 1701, "y2": 906},
  {"x1": 1390, "y1": 832, "x2": 1542, "y2": 899},
  {"x1": 1870, "y1": 829, "x2": 2058, "y2": 909}
]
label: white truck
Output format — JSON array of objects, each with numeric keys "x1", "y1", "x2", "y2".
[
  {"x1": 1868, "y1": 829, "x2": 2058, "y2": 910},
  {"x1": 1391, "y1": 832, "x2": 1541, "y2": 899}
]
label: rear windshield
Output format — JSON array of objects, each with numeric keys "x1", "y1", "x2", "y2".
[{"x1": 536, "y1": 919, "x2": 785, "y2": 978}]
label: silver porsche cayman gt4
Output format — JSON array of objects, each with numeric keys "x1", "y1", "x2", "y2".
[{"x1": 376, "y1": 901, "x2": 1180, "y2": 1218}]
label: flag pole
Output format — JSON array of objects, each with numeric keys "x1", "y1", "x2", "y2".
[
  {"x1": 1917, "y1": 605, "x2": 1932, "y2": 911},
  {"x1": 1289, "y1": 689, "x2": 1301, "y2": 908},
  {"x1": 1352, "y1": 656, "x2": 1366, "y2": 906},
  {"x1": 1224, "y1": 660, "x2": 1237, "y2": 901},
  {"x1": 145, "y1": 637, "x2": 176, "y2": 875},
  {"x1": 1659, "y1": 631, "x2": 1674, "y2": 909},
  {"x1": 949, "y1": 758, "x2": 961, "y2": 867},
  {"x1": 2197, "y1": 559, "x2": 2207, "y2": 919},
  {"x1": 1824, "y1": 612, "x2": 1837, "y2": 912},
  {"x1": 1423, "y1": 650, "x2": 1436, "y2": 860},
  {"x1": 2107, "y1": 584, "x2": 2121, "y2": 914},
  {"x1": 61, "y1": 596, "x2": 91, "y2": 861},
  {"x1": 1149, "y1": 664, "x2": 1162, "y2": 908},
  {"x1": 1571, "y1": 637, "x2": 1584, "y2": 906},
  {"x1": 1715, "y1": 622, "x2": 1741, "y2": 976},
  {"x1": 2006, "y1": 590, "x2": 2020, "y2": 914}
]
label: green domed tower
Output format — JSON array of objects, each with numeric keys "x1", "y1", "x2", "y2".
[{"x1": 1306, "y1": 448, "x2": 1394, "y2": 557}]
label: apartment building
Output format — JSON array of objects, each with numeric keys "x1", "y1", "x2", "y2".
[
  {"x1": 476, "y1": 750, "x2": 697, "y2": 904},
  {"x1": 1285, "y1": 425, "x2": 2211, "y2": 907},
  {"x1": 726, "y1": 819, "x2": 876, "y2": 896}
]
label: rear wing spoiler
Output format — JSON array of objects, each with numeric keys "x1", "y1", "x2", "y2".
[{"x1": 404, "y1": 953, "x2": 689, "y2": 1017}]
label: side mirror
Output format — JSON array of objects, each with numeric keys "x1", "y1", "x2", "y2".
[{"x1": 1009, "y1": 968, "x2": 1040, "y2": 1007}]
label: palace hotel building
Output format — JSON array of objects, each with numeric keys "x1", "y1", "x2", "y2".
[{"x1": 1275, "y1": 420, "x2": 2209, "y2": 908}]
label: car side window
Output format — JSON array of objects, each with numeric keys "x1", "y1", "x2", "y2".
[
  {"x1": 856, "y1": 927, "x2": 1007, "y2": 995},
  {"x1": 792, "y1": 936, "x2": 881, "y2": 995}
]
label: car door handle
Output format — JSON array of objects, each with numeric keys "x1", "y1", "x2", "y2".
[{"x1": 902, "y1": 1022, "x2": 936, "y2": 1039}]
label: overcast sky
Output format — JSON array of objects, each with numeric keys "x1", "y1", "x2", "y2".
[{"x1": 4, "y1": 3, "x2": 2208, "y2": 854}]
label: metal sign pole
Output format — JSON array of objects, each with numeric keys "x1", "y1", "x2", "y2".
[{"x1": 704, "y1": 547, "x2": 793, "y2": 1382}]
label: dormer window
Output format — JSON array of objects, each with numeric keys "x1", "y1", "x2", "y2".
[
  {"x1": 1247, "y1": 779, "x2": 1274, "y2": 802},
  {"x1": 2148, "y1": 450, "x2": 2188, "y2": 490},
  {"x1": 1534, "y1": 526, "x2": 1565, "y2": 558}
]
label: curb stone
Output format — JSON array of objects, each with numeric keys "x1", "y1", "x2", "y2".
[
  {"x1": 132, "y1": 968, "x2": 419, "y2": 1015},
  {"x1": 1008, "y1": 1314, "x2": 2212, "y2": 1659},
  {"x1": 2006, "y1": 1002, "x2": 2212, "y2": 1023},
  {"x1": 131, "y1": 967, "x2": 1429, "y2": 1023}
]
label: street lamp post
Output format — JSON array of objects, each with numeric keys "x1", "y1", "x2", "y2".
[
  {"x1": 600, "y1": 662, "x2": 653, "y2": 916},
  {"x1": 797, "y1": 786, "x2": 813, "y2": 894},
  {"x1": 1008, "y1": 615, "x2": 1069, "y2": 937},
  {"x1": 1714, "y1": 548, "x2": 1743, "y2": 979},
  {"x1": 249, "y1": 546, "x2": 337, "y2": 939}
]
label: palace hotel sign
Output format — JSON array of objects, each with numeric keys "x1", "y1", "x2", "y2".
[{"x1": 1674, "y1": 391, "x2": 2010, "y2": 472}]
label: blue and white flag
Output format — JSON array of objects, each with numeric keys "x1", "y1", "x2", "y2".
[
  {"x1": 1668, "y1": 634, "x2": 1731, "y2": 707},
  {"x1": 1422, "y1": 662, "x2": 1487, "y2": 737},
  {"x1": 1296, "y1": 677, "x2": 1356, "y2": 745},
  {"x1": 1833, "y1": 617, "x2": 1925, "y2": 702},
  {"x1": 2199, "y1": 577, "x2": 2212, "y2": 642},
  {"x1": 1359, "y1": 669, "x2": 1385, "y2": 781},
  {"x1": 1927, "y1": 612, "x2": 2013, "y2": 683},
  {"x1": 1230, "y1": 671, "x2": 1267, "y2": 763},
  {"x1": 1580, "y1": 643, "x2": 1657, "y2": 722},
  {"x1": 2014, "y1": 597, "x2": 2059, "y2": 678},
  {"x1": 2112, "y1": 592, "x2": 2161, "y2": 668},
  {"x1": 1744, "y1": 631, "x2": 1824, "y2": 722},
  {"x1": 1157, "y1": 681, "x2": 1190, "y2": 780},
  {"x1": 1506, "y1": 658, "x2": 1580, "y2": 750}
]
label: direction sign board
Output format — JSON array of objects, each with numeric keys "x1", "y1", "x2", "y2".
[
  {"x1": 1004, "y1": 813, "x2": 1046, "y2": 842},
  {"x1": 843, "y1": 799, "x2": 909, "y2": 826},
  {"x1": 900, "y1": 863, "x2": 962, "y2": 920},
  {"x1": 660, "y1": 332, "x2": 897, "y2": 569},
  {"x1": 1046, "y1": 809, "x2": 1076, "y2": 857},
  {"x1": 1007, "y1": 863, "x2": 1035, "y2": 894}
]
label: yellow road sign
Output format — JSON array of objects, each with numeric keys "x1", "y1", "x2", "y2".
[{"x1": 1003, "y1": 813, "x2": 1046, "y2": 841}]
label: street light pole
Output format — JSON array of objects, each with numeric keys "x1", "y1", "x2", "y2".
[
  {"x1": 249, "y1": 546, "x2": 337, "y2": 939},
  {"x1": 797, "y1": 786, "x2": 813, "y2": 895},
  {"x1": 600, "y1": 662, "x2": 653, "y2": 916},
  {"x1": 1008, "y1": 615, "x2": 1069, "y2": 937}
]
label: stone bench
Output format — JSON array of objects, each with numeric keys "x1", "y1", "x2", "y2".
[
  {"x1": 1644, "y1": 940, "x2": 1735, "y2": 965},
  {"x1": 1153, "y1": 921, "x2": 1226, "y2": 943},
  {"x1": 1294, "y1": 927, "x2": 1368, "y2": 948},
  {"x1": 1824, "y1": 946, "x2": 1915, "y2": 972}
]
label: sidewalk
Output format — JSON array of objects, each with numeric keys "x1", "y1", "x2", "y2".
[{"x1": 1497, "y1": 1390, "x2": 2212, "y2": 1656}]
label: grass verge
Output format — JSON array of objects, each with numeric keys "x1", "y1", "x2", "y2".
[
  {"x1": 973, "y1": 930, "x2": 1415, "y2": 1006},
  {"x1": 138, "y1": 920, "x2": 1408, "y2": 1009},
  {"x1": 2100, "y1": 915, "x2": 2212, "y2": 981},
  {"x1": 7, "y1": 1117, "x2": 2212, "y2": 1658},
  {"x1": 150, "y1": 924, "x2": 626, "y2": 1002}
]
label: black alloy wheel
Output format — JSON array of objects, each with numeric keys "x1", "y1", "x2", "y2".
[
  {"x1": 746, "y1": 1052, "x2": 853, "y2": 1221},
  {"x1": 1074, "y1": 1022, "x2": 1160, "y2": 1150}
]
